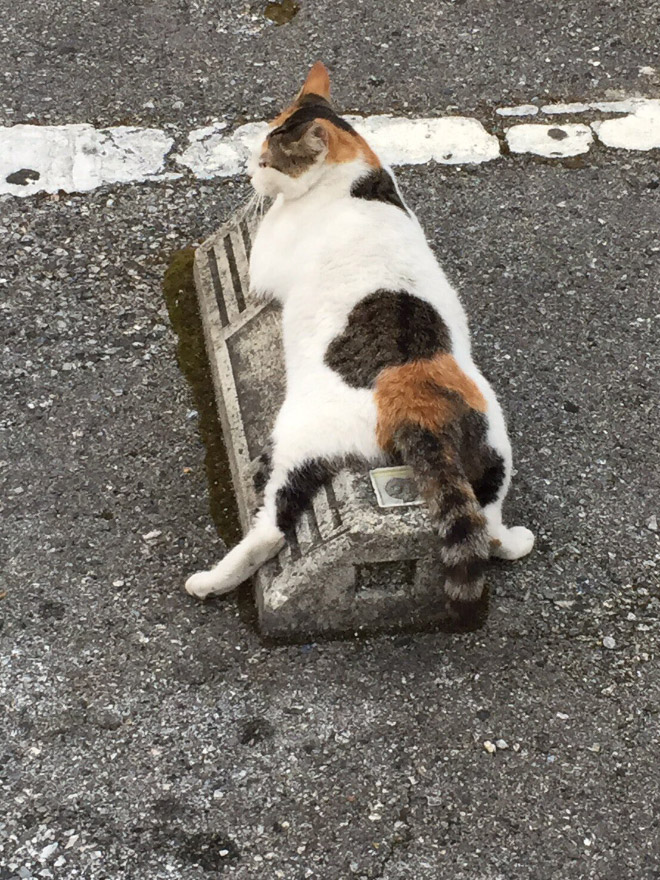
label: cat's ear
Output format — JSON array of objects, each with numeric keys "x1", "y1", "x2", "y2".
[
  {"x1": 302, "y1": 121, "x2": 329, "y2": 151},
  {"x1": 297, "y1": 61, "x2": 331, "y2": 101}
]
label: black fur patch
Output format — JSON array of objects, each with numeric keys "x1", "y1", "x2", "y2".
[
  {"x1": 442, "y1": 588, "x2": 490, "y2": 633},
  {"x1": 472, "y1": 459, "x2": 506, "y2": 508},
  {"x1": 275, "y1": 459, "x2": 336, "y2": 536},
  {"x1": 271, "y1": 99, "x2": 355, "y2": 137},
  {"x1": 325, "y1": 290, "x2": 451, "y2": 389},
  {"x1": 445, "y1": 515, "x2": 475, "y2": 546},
  {"x1": 253, "y1": 444, "x2": 273, "y2": 497},
  {"x1": 459, "y1": 411, "x2": 506, "y2": 507},
  {"x1": 444, "y1": 557, "x2": 488, "y2": 587},
  {"x1": 350, "y1": 168, "x2": 407, "y2": 213}
]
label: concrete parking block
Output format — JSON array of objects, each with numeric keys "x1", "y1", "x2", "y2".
[{"x1": 193, "y1": 211, "x2": 466, "y2": 639}]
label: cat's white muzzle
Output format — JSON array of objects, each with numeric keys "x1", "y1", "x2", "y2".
[
  {"x1": 249, "y1": 151, "x2": 326, "y2": 201},
  {"x1": 250, "y1": 164, "x2": 286, "y2": 199}
]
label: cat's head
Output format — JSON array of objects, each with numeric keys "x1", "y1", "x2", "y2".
[{"x1": 250, "y1": 62, "x2": 380, "y2": 200}]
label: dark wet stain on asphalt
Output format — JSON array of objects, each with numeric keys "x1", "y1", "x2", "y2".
[{"x1": 162, "y1": 248, "x2": 242, "y2": 545}]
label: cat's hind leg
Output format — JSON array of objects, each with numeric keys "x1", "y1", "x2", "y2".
[
  {"x1": 185, "y1": 508, "x2": 284, "y2": 599},
  {"x1": 484, "y1": 505, "x2": 535, "y2": 561},
  {"x1": 185, "y1": 452, "x2": 336, "y2": 599},
  {"x1": 465, "y1": 394, "x2": 535, "y2": 562}
]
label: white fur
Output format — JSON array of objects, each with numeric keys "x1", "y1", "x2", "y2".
[
  {"x1": 185, "y1": 512, "x2": 284, "y2": 599},
  {"x1": 186, "y1": 150, "x2": 533, "y2": 598}
]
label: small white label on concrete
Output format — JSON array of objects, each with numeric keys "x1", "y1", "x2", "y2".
[
  {"x1": 369, "y1": 466, "x2": 423, "y2": 509},
  {"x1": 506, "y1": 123, "x2": 593, "y2": 157},
  {"x1": 592, "y1": 100, "x2": 660, "y2": 150},
  {"x1": 0, "y1": 124, "x2": 176, "y2": 197},
  {"x1": 496, "y1": 105, "x2": 539, "y2": 117}
]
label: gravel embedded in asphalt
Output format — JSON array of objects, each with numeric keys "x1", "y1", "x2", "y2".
[
  {"x1": 2, "y1": 0, "x2": 660, "y2": 129},
  {"x1": 2, "y1": 148, "x2": 659, "y2": 877}
]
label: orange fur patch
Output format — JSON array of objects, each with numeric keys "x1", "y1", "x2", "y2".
[
  {"x1": 299, "y1": 61, "x2": 331, "y2": 100},
  {"x1": 375, "y1": 354, "x2": 487, "y2": 450},
  {"x1": 316, "y1": 119, "x2": 380, "y2": 167},
  {"x1": 267, "y1": 111, "x2": 380, "y2": 168},
  {"x1": 270, "y1": 108, "x2": 292, "y2": 128},
  {"x1": 270, "y1": 62, "x2": 331, "y2": 128}
]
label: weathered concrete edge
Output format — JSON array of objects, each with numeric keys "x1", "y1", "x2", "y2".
[{"x1": 193, "y1": 236, "x2": 254, "y2": 533}]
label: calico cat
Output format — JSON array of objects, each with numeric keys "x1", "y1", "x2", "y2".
[{"x1": 185, "y1": 62, "x2": 534, "y2": 611}]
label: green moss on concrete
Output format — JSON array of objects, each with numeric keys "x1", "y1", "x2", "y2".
[{"x1": 163, "y1": 248, "x2": 241, "y2": 545}]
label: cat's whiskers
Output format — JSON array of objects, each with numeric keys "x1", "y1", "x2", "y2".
[
  {"x1": 241, "y1": 192, "x2": 258, "y2": 222},
  {"x1": 240, "y1": 192, "x2": 267, "y2": 231}
]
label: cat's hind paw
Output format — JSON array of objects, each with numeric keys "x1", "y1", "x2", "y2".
[{"x1": 491, "y1": 526, "x2": 535, "y2": 561}]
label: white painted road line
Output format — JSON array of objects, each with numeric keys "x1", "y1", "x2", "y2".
[
  {"x1": 506, "y1": 123, "x2": 594, "y2": 158},
  {"x1": 176, "y1": 121, "x2": 267, "y2": 180},
  {"x1": 175, "y1": 114, "x2": 500, "y2": 178},
  {"x1": 540, "y1": 102, "x2": 591, "y2": 115},
  {"x1": 1, "y1": 99, "x2": 659, "y2": 198},
  {"x1": 592, "y1": 101, "x2": 660, "y2": 150},
  {"x1": 0, "y1": 125, "x2": 177, "y2": 197},
  {"x1": 348, "y1": 115, "x2": 500, "y2": 166},
  {"x1": 498, "y1": 98, "x2": 654, "y2": 117},
  {"x1": 496, "y1": 105, "x2": 540, "y2": 117}
]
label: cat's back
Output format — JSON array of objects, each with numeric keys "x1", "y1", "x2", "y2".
[
  {"x1": 251, "y1": 181, "x2": 470, "y2": 362},
  {"x1": 251, "y1": 189, "x2": 434, "y2": 301}
]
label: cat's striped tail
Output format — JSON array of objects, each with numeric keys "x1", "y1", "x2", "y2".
[{"x1": 391, "y1": 422, "x2": 490, "y2": 606}]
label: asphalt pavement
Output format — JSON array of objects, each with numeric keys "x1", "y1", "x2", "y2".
[{"x1": 1, "y1": 2, "x2": 660, "y2": 879}]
